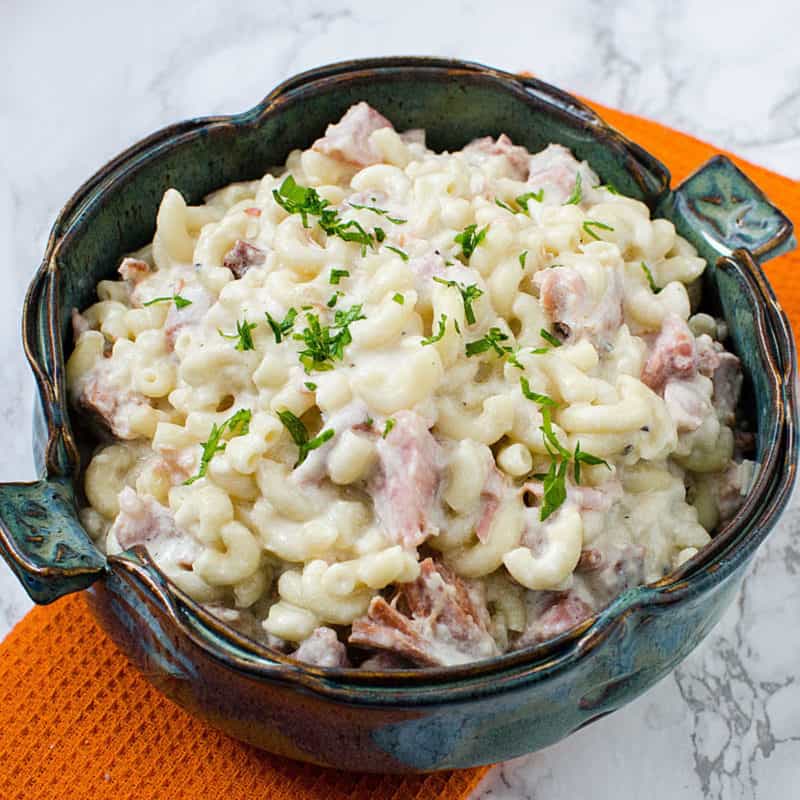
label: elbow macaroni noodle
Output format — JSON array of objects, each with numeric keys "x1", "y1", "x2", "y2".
[{"x1": 67, "y1": 104, "x2": 753, "y2": 666}]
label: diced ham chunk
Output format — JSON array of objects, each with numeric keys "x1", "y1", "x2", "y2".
[
  {"x1": 576, "y1": 548, "x2": 604, "y2": 572},
  {"x1": 707, "y1": 462, "x2": 754, "y2": 525},
  {"x1": 663, "y1": 379, "x2": 709, "y2": 432},
  {"x1": 119, "y1": 257, "x2": 152, "y2": 284},
  {"x1": 75, "y1": 362, "x2": 152, "y2": 440},
  {"x1": 292, "y1": 627, "x2": 350, "y2": 668},
  {"x1": 695, "y1": 335, "x2": 742, "y2": 425},
  {"x1": 534, "y1": 265, "x2": 623, "y2": 349},
  {"x1": 527, "y1": 144, "x2": 598, "y2": 206},
  {"x1": 463, "y1": 134, "x2": 530, "y2": 180},
  {"x1": 312, "y1": 102, "x2": 393, "y2": 167},
  {"x1": 475, "y1": 467, "x2": 505, "y2": 544},
  {"x1": 222, "y1": 240, "x2": 266, "y2": 279},
  {"x1": 368, "y1": 411, "x2": 441, "y2": 548},
  {"x1": 110, "y1": 487, "x2": 177, "y2": 549},
  {"x1": 519, "y1": 592, "x2": 594, "y2": 645},
  {"x1": 349, "y1": 559, "x2": 498, "y2": 667},
  {"x1": 641, "y1": 314, "x2": 697, "y2": 391}
]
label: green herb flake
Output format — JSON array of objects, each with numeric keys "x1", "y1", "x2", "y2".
[
  {"x1": 565, "y1": 172, "x2": 582, "y2": 205},
  {"x1": 496, "y1": 198, "x2": 516, "y2": 213},
  {"x1": 540, "y1": 405, "x2": 572, "y2": 460},
  {"x1": 265, "y1": 307, "x2": 297, "y2": 344},
  {"x1": 465, "y1": 327, "x2": 509, "y2": 358},
  {"x1": 519, "y1": 250, "x2": 528, "y2": 270},
  {"x1": 641, "y1": 262, "x2": 661, "y2": 294},
  {"x1": 374, "y1": 226, "x2": 386, "y2": 242},
  {"x1": 421, "y1": 315, "x2": 448, "y2": 346},
  {"x1": 516, "y1": 189, "x2": 544, "y2": 212},
  {"x1": 519, "y1": 376, "x2": 557, "y2": 407},
  {"x1": 382, "y1": 418, "x2": 396, "y2": 438},
  {"x1": 539, "y1": 328, "x2": 562, "y2": 348},
  {"x1": 392, "y1": 293, "x2": 405, "y2": 305},
  {"x1": 454, "y1": 224, "x2": 489, "y2": 260},
  {"x1": 348, "y1": 201, "x2": 406, "y2": 225},
  {"x1": 582, "y1": 219, "x2": 615, "y2": 240},
  {"x1": 218, "y1": 319, "x2": 258, "y2": 351},
  {"x1": 330, "y1": 269, "x2": 350, "y2": 285},
  {"x1": 573, "y1": 441, "x2": 611, "y2": 484},
  {"x1": 293, "y1": 305, "x2": 365, "y2": 373},
  {"x1": 143, "y1": 294, "x2": 192, "y2": 309},
  {"x1": 432, "y1": 277, "x2": 484, "y2": 325},
  {"x1": 595, "y1": 181, "x2": 620, "y2": 195},
  {"x1": 326, "y1": 292, "x2": 341, "y2": 308},
  {"x1": 184, "y1": 409, "x2": 252, "y2": 485},
  {"x1": 304, "y1": 382, "x2": 317, "y2": 391},
  {"x1": 540, "y1": 459, "x2": 569, "y2": 521},
  {"x1": 276, "y1": 409, "x2": 335, "y2": 467},
  {"x1": 385, "y1": 245, "x2": 409, "y2": 262},
  {"x1": 273, "y1": 176, "x2": 374, "y2": 253}
]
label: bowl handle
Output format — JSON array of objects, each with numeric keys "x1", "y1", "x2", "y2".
[
  {"x1": 0, "y1": 477, "x2": 106, "y2": 604},
  {"x1": 0, "y1": 265, "x2": 105, "y2": 604},
  {"x1": 659, "y1": 155, "x2": 795, "y2": 263}
]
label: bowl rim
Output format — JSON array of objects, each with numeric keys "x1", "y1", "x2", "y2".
[{"x1": 23, "y1": 56, "x2": 799, "y2": 693}]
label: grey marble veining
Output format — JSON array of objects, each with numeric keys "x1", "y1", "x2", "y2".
[{"x1": 1, "y1": 1, "x2": 799, "y2": 796}]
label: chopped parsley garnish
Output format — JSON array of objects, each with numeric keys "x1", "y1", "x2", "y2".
[
  {"x1": 421, "y1": 315, "x2": 448, "y2": 345},
  {"x1": 143, "y1": 294, "x2": 192, "y2": 309},
  {"x1": 519, "y1": 251, "x2": 528, "y2": 270},
  {"x1": 348, "y1": 202, "x2": 407, "y2": 225},
  {"x1": 276, "y1": 409, "x2": 334, "y2": 467},
  {"x1": 265, "y1": 308, "x2": 297, "y2": 343},
  {"x1": 329, "y1": 269, "x2": 350, "y2": 285},
  {"x1": 273, "y1": 176, "x2": 374, "y2": 254},
  {"x1": 454, "y1": 224, "x2": 489, "y2": 260},
  {"x1": 392, "y1": 293, "x2": 405, "y2": 305},
  {"x1": 218, "y1": 319, "x2": 257, "y2": 351},
  {"x1": 595, "y1": 181, "x2": 620, "y2": 195},
  {"x1": 385, "y1": 245, "x2": 409, "y2": 261},
  {"x1": 382, "y1": 418, "x2": 396, "y2": 438},
  {"x1": 519, "y1": 376, "x2": 557, "y2": 406},
  {"x1": 374, "y1": 226, "x2": 386, "y2": 242},
  {"x1": 272, "y1": 175, "x2": 329, "y2": 227},
  {"x1": 565, "y1": 172, "x2": 582, "y2": 205},
  {"x1": 432, "y1": 277, "x2": 483, "y2": 325},
  {"x1": 465, "y1": 327, "x2": 512, "y2": 358},
  {"x1": 641, "y1": 262, "x2": 661, "y2": 294},
  {"x1": 531, "y1": 347, "x2": 550, "y2": 355},
  {"x1": 582, "y1": 219, "x2": 615, "y2": 240},
  {"x1": 184, "y1": 409, "x2": 251, "y2": 485},
  {"x1": 326, "y1": 292, "x2": 341, "y2": 308},
  {"x1": 519, "y1": 384, "x2": 609, "y2": 517},
  {"x1": 540, "y1": 459, "x2": 569, "y2": 521},
  {"x1": 573, "y1": 441, "x2": 610, "y2": 484},
  {"x1": 540, "y1": 405, "x2": 572, "y2": 460},
  {"x1": 539, "y1": 328, "x2": 562, "y2": 348},
  {"x1": 304, "y1": 382, "x2": 317, "y2": 391},
  {"x1": 516, "y1": 189, "x2": 544, "y2": 212},
  {"x1": 293, "y1": 305, "x2": 365, "y2": 373}
]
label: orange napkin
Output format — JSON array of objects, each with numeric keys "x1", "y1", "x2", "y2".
[{"x1": 1, "y1": 97, "x2": 798, "y2": 800}]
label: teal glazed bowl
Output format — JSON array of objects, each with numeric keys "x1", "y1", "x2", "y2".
[{"x1": 1, "y1": 58, "x2": 797, "y2": 772}]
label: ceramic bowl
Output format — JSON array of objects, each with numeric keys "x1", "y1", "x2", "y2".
[{"x1": 1, "y1": 57, "x2": 797, "y2": 772}]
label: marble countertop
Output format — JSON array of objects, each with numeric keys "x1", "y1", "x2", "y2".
[{"x1": 2, "y1": 1, "x2": 799, "y2": 797}]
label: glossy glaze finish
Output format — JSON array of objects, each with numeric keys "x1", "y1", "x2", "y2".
[{"x1": 0, "y1": 58, "x2": 796, "y2": 771}]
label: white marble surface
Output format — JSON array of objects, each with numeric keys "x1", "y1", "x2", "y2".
[{"x1": 1, "y1": 1, "x2": 799, "y2": 796}]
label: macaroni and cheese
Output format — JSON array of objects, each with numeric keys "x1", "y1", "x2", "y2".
[{"x1": 67, "y1": 102, "x2": 754, "y2": 668}]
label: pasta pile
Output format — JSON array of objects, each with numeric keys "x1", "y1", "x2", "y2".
[{"x1": 67, "y1": 103, "x2": 753, "y2": 668}]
